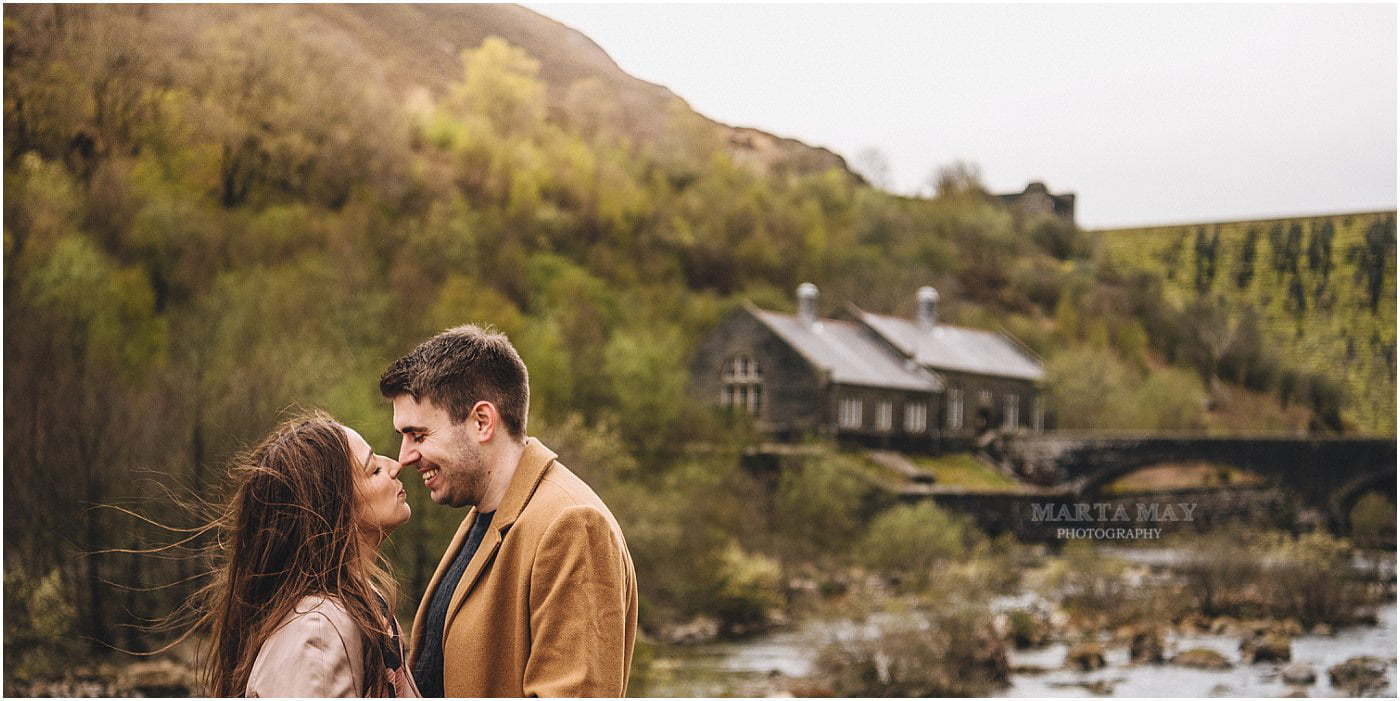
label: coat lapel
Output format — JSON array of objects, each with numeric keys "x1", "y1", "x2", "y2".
[
  {"x1": 407, "y1": 507, "x2": 478, "y2": 666},
  {"x1": 442, "y1": 438, "x2": 558, "y2": 630}
]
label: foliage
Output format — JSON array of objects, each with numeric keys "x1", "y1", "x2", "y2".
[
  {"x1": 771, "y1": 452, "x2": 873, "y2": 561},
  {"x1": 857, "y1": 502, "x2": 983, "y2": 588},
  {"x1": 1045, "y1": 347, "x2": 1207, "y2": 430},
  {"x1": 1175, "y1": 530, "x2": 1374, "y2": 626},
  {"x1": 815, "y1": 605, "x2": 1009, "y2": 697},
  {"x1": 1098, "y1": 214, "x2": 1397, "y2": 433}
]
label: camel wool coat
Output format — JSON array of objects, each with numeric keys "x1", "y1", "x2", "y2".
[{"x1": 408, "y1": 438, "x2": 638, "y2": 697}]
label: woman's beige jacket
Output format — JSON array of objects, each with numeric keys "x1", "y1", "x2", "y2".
[{"x1": 247, "y1": 594, "x2": 420, "y2": 697}]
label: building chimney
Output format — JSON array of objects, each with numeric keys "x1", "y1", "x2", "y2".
[
  {"x1": 916, "y1": 286, "x2": 939, "y2": 330},
  {"x1": 797, "y1": 283, "x2": 819, "y2": 326}
]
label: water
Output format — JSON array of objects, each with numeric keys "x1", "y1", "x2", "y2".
[
  {"x1": 639, "y1": 550, "x2": 1397, "y2": 698},
  {"x1": 1005, "y1": 604, "x2": 1396, "y2": 697}
]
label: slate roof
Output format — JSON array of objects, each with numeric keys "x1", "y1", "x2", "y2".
[
  {"x1": 854, "y1": 309, "x2": 1045, "y2": 382},
  {"x1": 749, "y1": 307, "x2": 943, "y2": 392}
]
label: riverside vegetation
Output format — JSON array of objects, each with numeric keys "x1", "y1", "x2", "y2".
[{"x1": 4, "y1": 5, "x2": 1395, "y2": 694}]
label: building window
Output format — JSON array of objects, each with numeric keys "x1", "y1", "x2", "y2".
[
  {"x1": 947, "y1": 389, "x2": 963, "y2": 430},
  {"x1": 978, "y1": 390, "x2": 992, "y2": 407},
  {"x1": 875, "y1": 401, "x2": 893, "y2": 431},
  {"x1": 721, "y1": 354, "x2": 763, "y2": 415},
  {"x1": 1003, "y1": 395, "x2": 1020, "y2": 430},
  {"x1": 903, "y1": 402, "x2": 927, "y2": 433},
  {"x1": 1032, "y1": 396, "x2": 1044, "y2": 432},
  {"x1": 838, "y1": 398, "x2": 863, "y2": 429}
]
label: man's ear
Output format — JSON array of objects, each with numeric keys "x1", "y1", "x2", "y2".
[{"x1": 469, "y1": 400, "x2": 498, "y2": 443}]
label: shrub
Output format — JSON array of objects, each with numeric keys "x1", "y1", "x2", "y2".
[
  {"x1": 772, "y1": 453, "x2": 872, "y2": 562},
  {"x1": 711, "y1": 543, "x2": 785, "y2": 630},
  {"x1": 3, "y1": 564, "x2": 81, "y2": 682},
  {"x1": 1259, "y1": 532, "x2": 1370, "y2": 626},
  {"x1": 1176, "y1": 531, "x2": 1372, "y2": 626},
  {"x1": 857, "y1": 502, "x2": 982, "y2": 587},
  {"x1": 816, "y1": 605, "x2": 1009, "y2": 696}
]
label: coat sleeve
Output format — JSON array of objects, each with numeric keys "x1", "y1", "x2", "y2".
[
  {"x1": 246, "y1": 610, "x2": 363, "y2": 697},
  {"x1": 523, "y1": 505, "x2": 634, "y2": 697}
]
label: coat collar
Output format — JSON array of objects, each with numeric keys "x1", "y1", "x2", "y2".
[{"x1": 490, "y1": 437, "x2": 557, "y2": 532}]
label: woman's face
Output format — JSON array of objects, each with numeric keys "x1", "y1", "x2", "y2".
[{"x1": 342, "y1": 426, "x2": 411, "y2": 536}]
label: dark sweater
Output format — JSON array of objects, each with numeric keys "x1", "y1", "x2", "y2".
[{"x1": 412, "y1": 511, "x2": 494, "y2": 698}]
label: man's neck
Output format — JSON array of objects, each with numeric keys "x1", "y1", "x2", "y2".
[{"x1": 476, "y1": 437, "x2": 527, "y2": 514}]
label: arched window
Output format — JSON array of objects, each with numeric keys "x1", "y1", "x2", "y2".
[{"x1": 721, "y1": 354, "x2": 763, "y2": 415}]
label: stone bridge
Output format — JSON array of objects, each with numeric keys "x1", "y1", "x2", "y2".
[{"x1": 987, "y1": 432, "x2": 1397, "y2": 531}]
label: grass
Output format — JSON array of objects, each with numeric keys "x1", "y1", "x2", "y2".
[
  {"x1": 1100, "y1": 462, "x2": 1266, "y2": 495},
  {"x1": 911, "y1": 453, "x2": 1023, "y2": 492}
]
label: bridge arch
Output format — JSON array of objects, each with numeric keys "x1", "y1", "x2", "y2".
[{"x1": 1330, "y1": 467, "x2": 1399, "y2": 533}]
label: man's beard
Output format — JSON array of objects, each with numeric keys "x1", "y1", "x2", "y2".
[{"x1": 440, "y1": 433, "x2": 489, "y2": 508}]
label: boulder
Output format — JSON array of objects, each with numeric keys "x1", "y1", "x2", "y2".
[
  {"x1": 1172, "y1": 647, "x2": 1232, "y2": 670},
  {"x1": 1129, "y1": 628, "x2": 1165, "y2": 664},
  {"x1": 116, "y1": 660, "x2": 195, "y2": 697},
  {"x1": 1327, "y1": 656, "x2": 1388, "y2": 696},
  {"x1": 1065, "y1": 642, "x2": 1106, "y2": 672},
  {"x1": 1209, "y1": 616, "x2": 1240, "y2": 635},
  {"x1": 1239, "y1": 631, "x2": 1291, "y2": 664},
  {"x1": 1308, "y1": 622, "x2": 1334, "y2": 637},
  {"x1": 659, "y1": 615, "x2": 720, "y2": 645},
  {"x1": 1280, "y1": 663, "x2": 1315, "y2": 686}
]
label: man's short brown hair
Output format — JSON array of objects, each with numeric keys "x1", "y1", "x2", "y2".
[{"x1": 378, "y1": 324, "x2": 530, "y2": 438}]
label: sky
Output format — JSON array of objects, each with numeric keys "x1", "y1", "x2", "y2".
[{"x1": 528, "y1": 3, "x2": 1396, "y2": 229}]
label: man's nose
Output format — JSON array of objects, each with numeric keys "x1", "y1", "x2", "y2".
[{"x1": 397, "y1": 436, "x2": 418, "y2": 465}]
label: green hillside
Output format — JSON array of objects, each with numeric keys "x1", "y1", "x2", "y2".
[{"x1": 1095, "y1": 212, "x2": 1397, "y2": 434}]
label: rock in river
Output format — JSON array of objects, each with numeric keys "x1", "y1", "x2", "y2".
[
  {"x1": 1065, "y1": 642, "x2": 1106, "y2": 671},
  {"x1": 1239, "y1": 631, "x2": 1291, "y2": 664},
  {"x1": 1327, "y1": 656, "x2": 1389, "y2": 696},
  {"x1": 1280, "y1": 662, "x2": 1315, "y2": 686},
  {"x1": 1172, "y1": 647, "x2": 1233, "y2": 670}
]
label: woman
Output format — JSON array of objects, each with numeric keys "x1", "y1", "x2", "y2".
[{"x1": 196, "y1": 410, "x2": 419, "y2": 696}]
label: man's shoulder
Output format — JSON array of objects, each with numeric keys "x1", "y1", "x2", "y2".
[{"x1": 517, "y1": 459, "x2": 622, "y2": 532}]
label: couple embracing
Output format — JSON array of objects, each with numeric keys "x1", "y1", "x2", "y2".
[{"x1": 203, "y1": 325, "x2": 637, "y2": 697}]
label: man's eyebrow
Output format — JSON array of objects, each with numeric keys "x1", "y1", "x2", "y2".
[{"x1": 397, "y1": 425, "x2": 427, "y2": 435}]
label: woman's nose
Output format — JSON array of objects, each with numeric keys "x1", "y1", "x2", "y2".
[{"x1": 388, "y1": 459, "x2": 403, "y2": 479}]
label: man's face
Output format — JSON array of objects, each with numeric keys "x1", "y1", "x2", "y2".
[{"x1": 391, "y1": 395, "x2": 486, "y2": 508}]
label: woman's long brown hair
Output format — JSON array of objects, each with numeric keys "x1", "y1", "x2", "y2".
[{"x1": 151, "y1": 410, "x2": 400, "y2": 696}]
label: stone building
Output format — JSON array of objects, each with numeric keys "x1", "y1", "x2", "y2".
[
  {"x1": 691, "y1": 283, "x2": 1046, "y2": 452},
  {"x1": 995, "y1": 181, "x2": 1076, "y2": 226}
]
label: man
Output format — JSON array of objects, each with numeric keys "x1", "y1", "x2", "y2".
[{"x1": 379, "y1": 324, "x2": 637, "y2": 697}]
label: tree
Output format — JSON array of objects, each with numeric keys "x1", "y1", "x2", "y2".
[
  {"x1": 451, "y1": 36, "x2": 547, "y2": 138},
  {"x1": 929, "y1": 160, "x2": 986, "y2": 200},
  {"x1": 1233, "y1": 226, "x2": 1260, "y2": 289}
]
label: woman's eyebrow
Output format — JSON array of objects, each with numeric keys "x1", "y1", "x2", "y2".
[{"x1": 363, "y1": 447, "x2": 376, "y2": 472}]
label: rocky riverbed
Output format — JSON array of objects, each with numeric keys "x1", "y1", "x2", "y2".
[{"x1": 634, "y1": 546, "x2": 1397, "y2": 698}]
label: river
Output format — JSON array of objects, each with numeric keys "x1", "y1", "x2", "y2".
[{"x1": 636, "y1": 549, "x2": 1397, "y2": 697}]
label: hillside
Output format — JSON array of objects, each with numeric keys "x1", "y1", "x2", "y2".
[
  {"x1": 109, "y1": 3, "x2": 853, "y2": 180},
  {"x1": 1095, "y1": 212, "x2": 1397, "y2": 434}
]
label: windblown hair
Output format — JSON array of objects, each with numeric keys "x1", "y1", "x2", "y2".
[
  {"x1": 154, "y1": 410, "x2": 399, "y2": 696},
  {"x1": 378, "y1": 323, "x2": 530, "y2": 438}
]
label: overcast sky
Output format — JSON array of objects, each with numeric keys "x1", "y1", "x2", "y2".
[{"x1": 528, "y1": 3, "x2": 1396, "y2": 229}]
